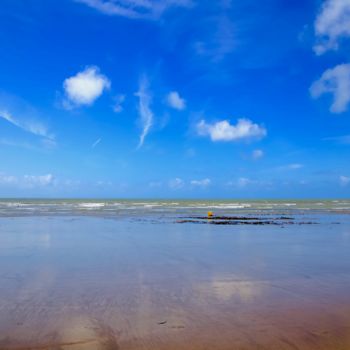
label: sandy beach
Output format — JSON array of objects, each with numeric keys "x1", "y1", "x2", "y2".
[{"x1": 0, "y1": 203, "x2": 350, "y2": 349}]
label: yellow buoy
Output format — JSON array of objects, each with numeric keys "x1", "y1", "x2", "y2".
[{"x1": 207, "y1": 211, "x2": 213, "y2": 218}]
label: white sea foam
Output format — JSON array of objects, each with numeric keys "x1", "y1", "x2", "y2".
[
  {"x1": 0, "y1": 200, "x2": 349, "y2": 217},
  {"x1": 78, "y1": 203, "x2": 105, "y2": 208},
  {"x1": 2, "y1": 202, "x2": 28, "y2": 207},
  {"x1": 210, "y1": 204, "x2": 251, "y2": 209}
]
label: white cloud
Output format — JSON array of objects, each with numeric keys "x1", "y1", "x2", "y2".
[
  {"x1": 314, "y1": 0, "x2": 350, "y2": 55},
  {"x1": 340, "y1": 175, "x2": 350, "y2": 186},
  {"x1": 166, "y1": 91, "x2": 186, "y2": 110},
  {"x1": 0, "y1": 174, "x2": 17, "y2": 185},
  {"x1": 310, "y1": 63, "x2": 350, "y2": 113},
  {"x1": 113, "y1": 94, "x2": 125, "y2": 113},
  {"x1": 24, "y1": 174, "x2": 54, "y2": 187},
  {"x1": 190, "y1": 178, "x2": 211, "y2": 187},
  {"x1": 0, "y1": 173, "x2": 55, "y2": 188},
  {"x1": 252, "y1": 149, "x2": 264, "y2": 160},
  {"x1": 169, "y1": 177, "x2": 184, "y2": 189},
  {"x1": 135, "y1": 76, "x2": 153, "y2": 148},
  {"x1": 76, "y1": 0, "x2": 192, "y2": 20},
  {"x1": 237, "y1": 177, "x2": 253, "y2": 188},
  {"x1": 63, "y1": 66, "x2": 110, "y2": 108},
  {"x1": 196, "y1": 118, "x2": 266, "y2": 142},
  {"x1": 288, "y1": 163, "x2": 303, "y2": 170},
  {"x1": 0, "y1": 110, "x2": 54, "y2": 141}
]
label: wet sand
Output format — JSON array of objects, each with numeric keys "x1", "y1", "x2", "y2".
[{"x1": 0, "y1": 215, "x2": 350, "y2": 349}]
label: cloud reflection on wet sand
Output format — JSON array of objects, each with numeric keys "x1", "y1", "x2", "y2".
[{"x1": 1, "y1": 216, "x2": 350, "y2": 349}]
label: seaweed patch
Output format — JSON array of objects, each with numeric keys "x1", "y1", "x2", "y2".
[{"x1": 176, "y1": 216, "x2": 318, "y2": 225}]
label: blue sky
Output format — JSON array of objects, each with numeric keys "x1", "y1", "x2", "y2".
[{"x1": 1, "y1": 0, "x2": 350, "y2": 198}]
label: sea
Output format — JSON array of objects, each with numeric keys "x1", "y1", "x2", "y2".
[{"x1": 0, "y1": 198, "x2": 350, "y2": 217}]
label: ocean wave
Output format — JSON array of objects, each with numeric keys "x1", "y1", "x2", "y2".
[
  {"x1": 78, "y1": 203, "x2": 105, "y2": 209},
  {"x1": 1, "y1": 200, "x2": 350, "y2": 217},
  {"x1": 1, "y1": 202, "x2": 28, "y2": 207}
]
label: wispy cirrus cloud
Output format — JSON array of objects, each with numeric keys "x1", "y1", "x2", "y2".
[
  {"x1": 0, "y1": 93, "x2": 55, "y2": 145},
  {"x1": 324, "y1": 134, "x2": 350, "y2": 144},
  {"x1": 313, "y1": 0, "x2": 350, "y2": 55},
  {"x1": 194, "y1": 9, "x2": 235, "y2": 63},
  {"x1": 75, "y1": 0, "x2": 193, "y2": 20},
  {"x1": 196, "y1": 118, "x2": 266, "y2": 142},
  {"x1": 0, "y1": 110, "x2": 53, "y2": 139},
  {"x1": 92, "y1": 138, "x2": 101, "y2": 148},
  {"x1": 276, "y1": 163, "x2": 304, "y2": 171},
  {"x1": 135, "y1": 76, "x2": 153, "y2": 148},
  {"x1": 310, "y1": 63, "x2": 350, "y2": 113},
  {"x1": 0, "y1": 138, "x2": 38, "y2": 150},
  {"x1": 63, "y1": 66, "x2": 111, "y2": 108}
]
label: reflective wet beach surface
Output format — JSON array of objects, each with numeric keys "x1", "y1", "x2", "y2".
[{"x1": 0, "y1": 212, "x2": 350, "y2": 349}]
